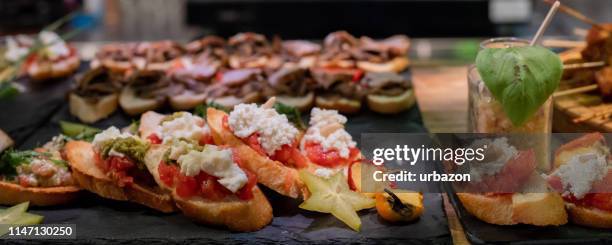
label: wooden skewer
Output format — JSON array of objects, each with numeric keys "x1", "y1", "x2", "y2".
[
  {"x1": 543, "y1": 0, "x2": 605, "y2": 30},
  {"x1": 554, "y1": 84, "x2": 599, "y2": 97},
  {"x1": 531, "y1": 1, "x2": 561, "y2": 46},
  {"x1": 563, "y1": 61, "x2": 606, "y2": 70},
  {"x1": 542, "y1": 39, "x2": 586, "y2": 48}
]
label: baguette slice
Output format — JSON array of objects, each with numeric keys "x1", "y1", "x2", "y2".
[
  {"x1": 28, "y1": 56, "x2": 80, "y2": 81},
  {"x1": 457, "y1": 192, "x2": 567, "y2": 226},
  {"x1": 367, "y1": 88, "x2": 415, "y2": 114},
  {"x1": 357, "y1": 57, "x2": 410, "y2": 73},
  {"x1": 69, "y1": 93, "x2": 119, "y2": 123},
  {"x1": 273, "y1": 92, "x2": 315, "y2": 112},
  {"x1": 315, "y1": 95, "x2": 361, "y2": 114},
  {"x1": 567, "y1": 204, "x2": 612, "y2": 229},
  {"x1": 169, "y1": 91, "x2": 207, "y2": 111},
  {"x1": 119, "y1": 85, "x2": 165, "y2": 116},
  {"x1": 144, "y1": 145, "x2": 273, "y2": 231},
  {"x1": 0, "y1": 181, "x2": 79, "y2": 206},
  {"x1": 207, "y1": 108, "x2": 307, "y2": 198},
  {"x1": 64, "y1": 140, "x2": 175, "y2": 213}
]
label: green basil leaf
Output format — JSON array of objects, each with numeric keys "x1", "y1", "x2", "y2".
[
  {"x1": 475, "y1": 46, "x2": 562, "y2": 126},
  {"x1": 274, "y1": 102, "x2": 306, "y2": 130}
]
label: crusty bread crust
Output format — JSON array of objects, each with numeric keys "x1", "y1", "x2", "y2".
[
  {"x1": 28, "y1": 55, "x2": 80, "y2": 81},
  {"x1": 69, "y1": 93, "x2": 119, "y2": 123},
  {"x1": 273, "y1": 92, "x2": 315, "y2": 112},
  {"x1": 567, "y1": 204, "x2": 612, "y2": 229},
  {"x1": 0, "y1": 181, "x2": 79, "y2": 206},
  {"x1": 367, "y1": 88, "x2": 415, "y2": 114},
  {"x1": 64, "y1": 141, "x2": 175, "y2": 213},
  {"x1": 457, "y1": 193, "x2": 567, "y2": 226},
  {"x1": 207, "y1": 108, "x2": 307, "y2": 198},
  {"x1": 357, "y1": 57, "x2": 410, "y2": 73},
  {"x1": 315, "y1": 95, "x2": 361, "y2": 114},
  {"x1": 169, "y1": 92, "x2": 207, "y2": 111},
  {"x1": 119, "y1": 85, "x2": 165, "y2": 116},
  {"x1": 145, "y1": 145, "x2": 273, "y2": 231}
]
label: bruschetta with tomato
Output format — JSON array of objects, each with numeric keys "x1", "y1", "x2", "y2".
[
  {"x1": 138, "y1": 110, "x2": 272, "y2": 231},
  {"x1": 206, "y1": 98, "x2": 308, "y2": 198},
  {"x1": 0, "y1": 135, "x2": 80, "y2": 206},
  {"x1": 454, "y1": 137, "x2": 567, "y2": 226},
  {"x1": 547, "y1": 133, "x2": 612, "y2": 228},
  {"x1": 64, "y1": 127, "x2": 175, "y2": 213},
  {"x1": 14, "y1": 31, "x2": 80, "y2": 81}
]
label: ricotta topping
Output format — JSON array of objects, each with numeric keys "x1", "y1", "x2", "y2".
[
  {"x1": 92, "y1": 127, "x2": 134, "y2": 149},
  {"x1": 550, "y1": 152, "x2": 607, "y2": 199},
  {"x1": 468, "y1": 137, "x2": 517, "y2": 182},
  {"x1": 177, "y1": 145, "x2": 247, "y2": 193},
  {"x1": 301, "y1": 108, "x2": 356, "y2": 158},
  {"x1": 228, "y1": 103, "x2": 298, "y2": 156},
  {"x1": 39, "y1": 31, "x2": 70, "y2": 60},
  {"x1": 158, "y1": 112, "x2": 207, "y2": 144}
]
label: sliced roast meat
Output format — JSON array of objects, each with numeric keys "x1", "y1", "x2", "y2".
[
  {"x1": 282, "y1": 40, "x2": 321, "y2": 58},
  {"x1": 186, "y1": 36, "x2": 225, "y2": 54},
  {"x1": 355, "y1": 35, "x2": 410, "y2": 63},
  {"x1": 310, "y1": 67, "x2": 365, "y2": 99},
  {"x1": 73, "y1": 68, "x2": 122, "y2": 102},
  {"x1": 266, "y1": 66, "x2": 314, "y2": 96},
  {"x1": 186, "y1": 36, "x2": 228, "y2": 68},
  {"x1": 206, "y1": 68, "x2": 265, "y2": 99},
  {"x1": 129, "y1": 70, "x2": 170, "y2": 99},
  {"x1": 318, "y1": 31, "x2": 359, "y2": 68},
  {"x1": 220, "y1": 68, "x2": 261, "y2": 86},
  {"x1": 135, "y1": 41, "x2": 185, "y2": 64},
  {"x1": 167, "y1": 65, "x2": 217, "y2": 96},
  {"x1": 228, "y1": 32, "x2": 281, "y2": 69},
  {"x1": 95, "y1": 43, "x2": 137, "y2": 62},
  {"x1": 361, "y1": 72, "x2": 411, "y2": 96}
]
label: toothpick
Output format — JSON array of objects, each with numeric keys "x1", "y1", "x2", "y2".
[
  {"x1": 531, "y1": 1, "x2": 561, "y2": 46},
  {"x1": 553, "y1": 84, "x2": 598, "y2": 97},
  {"x1": 563, "y1": 61, "x2": 606, "y2": 70},
  {"x1": 544, "y1": 0, "x2": 602, "y2": 29}
]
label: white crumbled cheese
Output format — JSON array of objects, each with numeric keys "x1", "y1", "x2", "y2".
[
  {"x1": 177, "y1": 145, "x2": 248, "y2": 193},
  {"x1": 92, "y1": 126, "x2": 134, "y2": 149},
  {"x1": 108, "y1": 149, "x2": 125, "y2": 158},
  {"x1": 309, "y1": 107, "x2": 347, "y2": 127},
  {"x1": 228, "y1": 103, "x2": 298, "y2": 156},
  {"x1": 39, "y1": 31, "x2": 70, "y2": 60},
  {"x1": 168, "y1": 140, "x2": 196, "y2": 161},
  {"x1": 4, "y1": 36, "x2": 30, "y2": 62},
  {"x1": 301, "y1": 108, "x2": 356, "y2": 158},
  {"x1": 314, "y1": 168, "x2": 335, "y2": 179},
  {"x1": 158, "y1": 112, "x2": 206, "y2": 144},
  {"x1": 468, "y1": 137, "x2": 518, "y2": 182},
  {"x1": 551, "y1": 152, "x2": 607, "y2": 199}
]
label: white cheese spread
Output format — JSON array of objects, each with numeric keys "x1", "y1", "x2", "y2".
[{"x1": 177, "y1": 145, "x2": 247, "y2": 193}]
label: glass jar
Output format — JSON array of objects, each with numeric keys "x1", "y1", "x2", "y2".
[{"x1": 467, "y1": 38, "x2": 553, "y2": 170}]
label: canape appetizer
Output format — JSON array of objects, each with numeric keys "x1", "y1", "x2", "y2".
[
  {"x1": 133, "y1": 41, "x2": 185, "y2": 72},
  {"x1": 90, "y1": 43, "x2": 138, "y2": 77},
  {"x1": 280, "y1": 40, "x2": 321, "y2": 68},
  {"x1": 184, "y1": 36, "x2": 228, "y2": 70},
  {"x1": 547, "y1": 133, "x2": 612, "y2": 228},
  {"x1": 64, "y1": 127, "x2": 175, "y2": 212},
  {"x1": 166, "y1": 65, "x2": 217, "y2": 110},
  {"x1": 204, "y1": 68, "x2": 265, "y2": 108},
  {"x1": 119, "y1": 70, "x2": 168, "y2": 115},
  {"x1": 69, "y1": 67, "x2": 122, "y2": 123},
  {"x1": 361, "y1": 72, "x2": 415, "y2": 114},
  {"x1": 355, "y1": 35, "x2": 410, "y2": 73},
  {"x1": 317, "y1": 31, "x2": 359, "y2": 69},
  {"x1": 227, "y1": 32, "x2": 282, "y2": 70},
  {"x1": 264, "y1": 66, "x2": 316, "y2": 111},
  {"x1": 310, "y1": 67, "x2": 366, "y2": 114},
  {"x1": 0, "y1": 135, "x2": 79, "y2": 206}
]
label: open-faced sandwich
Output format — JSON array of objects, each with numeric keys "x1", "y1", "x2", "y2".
[
  {"x1": 204, "y1": 68, "x2": 265, "y2": 108},
  {"x1": 454, "y1": 137, "x2": 567, "y2": 226},
  {"x1": 547, "y1": 133, "x2": 612, "y2": 228},
  {"x1": 354, "y1": 35, "x2": 410, "y2": 73},
  {"x1": 90, "y1": 42, "x2": 138, "y2": 78},
  {"x1": 361, "y1": 72, "x2": 415, "y2": 114},
  {"x1": 119, "y1": 70, "x2": 168, "y2": 115},
  {"x1": 138, "y1": 111, "x2": 272, "y2": 231},
  {"x1": 207, "y1": 98, "x2": 308, "y2": 198},
  {"x1": 69, "y1": 67, "x2": 122, "y2": 123},
  {"x1": 132, "y1": 41, "x2": 185, "y2": 72},
  {"x1": 310, "y1": 67, "x2": 366, "y2": 114},
  {"x1": 166, "y1": 65, "x2": 217, "y2": 111},
  {"x1": 227, "y1": 32, "x2": 282, "y2": 70},
  {"x1": 280, "y1": 40, "x2": 321, "y2": 68},
  {"x1": 4, "y1": 31, "x2": 80, "y2": 81},
  {"x1": 64, "y1": 127, "x2": 175, "y2": 212},
  {"x1": 264, "y1": 66, "x2": 316, "y2": 111},
  {"x1": 0, "y1": 134, "x2": 80, "y2": 206},
  {"x1": 184, "y1": 36, "x2": 228, "y2": 71}
]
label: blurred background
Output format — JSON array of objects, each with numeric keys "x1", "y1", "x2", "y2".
[{"x1": 0, "y1": 0, "x2": 609, "y2": 41}]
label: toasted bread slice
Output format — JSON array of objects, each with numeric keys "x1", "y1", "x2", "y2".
[
  {"x1": 144, "y1": 145, "x2": 273, "y2": 231},
  {"x1": 69, "y1": 93, "x2": 119, "y2": 123},
  {"x1": 367, "y1": 88, "x2": 415, "y2": 114},
  {"x1": 28, "y1": 56, "x2": 80, "y2": 80},
  {"x1": 315, "y1": 95, "x2": 361, "y2": 114},
  {"x1": 357, "y1": 57, "x2": 410, "y2": 73},
  {"x1": 119, "y1": 86, "x2": 165, "y2": 116},
  {"x1": 0, "y1": 181, "x2": 79, "y2": 206},
  {"x1": 64, "y1": 140, "x2": 175, "y2": 213},
  {"x1": 273, "y1": 92, "x2": 315, "y2": 112},
  {"x1": 169, "y1": 91, "x2": 207, "y2": 111},
  {"x1": 567, "y1": 204, "x2": 612, "y2": 229},
  {"x1": 207, "y1": 108, "x2": 307, "y2": 198},
  {"x1": 457, "y1": 192, "x2": 567, "y2": 226}
]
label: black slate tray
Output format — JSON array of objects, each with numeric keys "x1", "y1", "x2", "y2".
[
  {"x1": 0, "y1": 67, "x2": 450, "y2": 244},
  {"x1": 442, "y1": 178, "x2": 612, "y2": 244}
]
